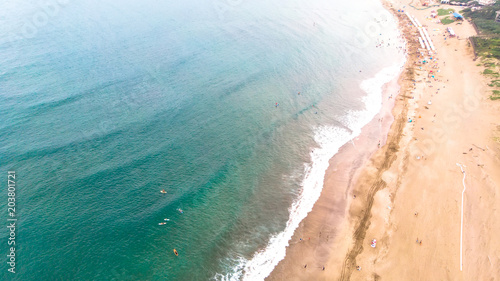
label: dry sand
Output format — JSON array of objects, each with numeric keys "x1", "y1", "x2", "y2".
[{"x1": 267, "y1": 1, "x2": 500, "y2": 280}]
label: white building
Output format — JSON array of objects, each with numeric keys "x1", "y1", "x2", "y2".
[{"x1": 478, "y1": 0, "x2": 495, "y2": 5}]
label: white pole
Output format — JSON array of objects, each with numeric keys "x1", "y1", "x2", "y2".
[{"x1": 456, "y1": 163, "x2": 466, "y2": 271}]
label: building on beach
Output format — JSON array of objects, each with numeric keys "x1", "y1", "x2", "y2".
[
  {"x1": 453, "y1": 12, "x2": 464, "y2": 20},
  {"x1": 477, "y1": 0, "x2": 495, "y2": 5}
]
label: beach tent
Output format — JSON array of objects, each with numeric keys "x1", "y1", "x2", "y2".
[{"x1": 453, "y1": 12, "x2": 464, "y2": 20}]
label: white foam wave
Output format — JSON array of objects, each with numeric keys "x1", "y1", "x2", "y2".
[
  {"x1": 214, "y1": 257, "x2": 246, "y2": 281},
  {"x1": 215, "y1": 59, "x2": 406, "y2": 281},
  {"x1": 343, "y1": 60, "x2": 406, "y2": 130}
]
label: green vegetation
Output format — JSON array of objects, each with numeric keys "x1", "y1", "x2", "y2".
[
  {"x1": 491, "y1": 90, "x2": 500, "y2": 100},
  {"x1": 463, "y1": 3, "x2": 500, "y2": 35},
  {"x1": 463, "y1": 3, "x2": 500, "y2": 59},
  {"x1": 441, "y1": 16, "x2": 455, "y2": 25},
  {"x1": 462, "y1": 4, "x2": 500, "y2": 100},
  {"x1": 438, "y1": 8, "x2": 455, "y2": 16},
  {"x1": 471, "y1": 37, "x2": 500, "y2": 60},
  {"x1": 482, "y1": 68, "x2": 499, "y2": 77},
  {"x1": 472, "y1": 18, "x2": 500, "y2": 35},
  {"x1": 488, "y1": 79, "x2": 500, "y2": 87}
]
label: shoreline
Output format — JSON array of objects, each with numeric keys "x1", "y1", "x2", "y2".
[
  {"x1": 241, "y1": 62, "x2": 405, "y2": 280},
  {"x1": 267, "y1": 0, "x2": 500, "y2": 280},
  {"x1": 266, "y1": 7, "x2": 413, "y2": 280}
]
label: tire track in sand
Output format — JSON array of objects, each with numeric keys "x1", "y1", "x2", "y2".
[{"x1": 338, "y1": 9, "x2": 417, "y2": 280}]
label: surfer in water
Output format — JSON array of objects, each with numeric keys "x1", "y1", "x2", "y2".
[{"x1": 160, "y1": 189, "x2": 167, "y2": 194}]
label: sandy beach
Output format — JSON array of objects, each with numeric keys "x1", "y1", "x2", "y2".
[{"x1": 267, "y1": 1, "x2": 500, "y2": 280}]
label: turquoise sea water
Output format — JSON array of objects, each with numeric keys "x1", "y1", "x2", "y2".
[{"x1": 0, "y1": 0, "x2": 404, "y2": 280}]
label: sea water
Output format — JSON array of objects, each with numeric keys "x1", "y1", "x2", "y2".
[{"x1": 0, "y1": 0, "x2": 404, "y2": 280}]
